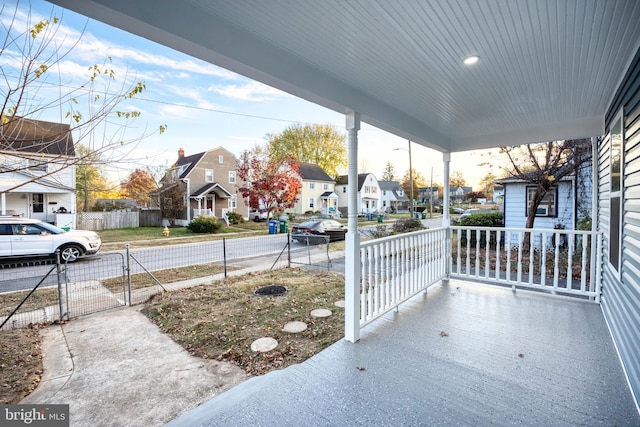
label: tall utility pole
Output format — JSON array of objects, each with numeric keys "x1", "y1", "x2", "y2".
[
  {"x1": 430, "y1": 166, "x2": 433, "y2": 219},
  {"x1": 395, "y1": 141, "x2": 414, "y2": 217}
]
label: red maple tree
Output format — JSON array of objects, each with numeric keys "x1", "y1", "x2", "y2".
[{"x1": 237, "y1": 146, "x2": 302, "y2": 219}]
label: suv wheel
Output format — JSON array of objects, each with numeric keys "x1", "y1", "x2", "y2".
[{"x1": 59, "y1": 245, "x2": 83, "y2": 262}]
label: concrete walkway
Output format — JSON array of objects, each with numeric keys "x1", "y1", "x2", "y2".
[{"x1": 20, "y1": 306, "x2": 249, "y2": 427}]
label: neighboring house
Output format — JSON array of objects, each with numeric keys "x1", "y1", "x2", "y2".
[
  {"x1": 336, "y1": 173, "x2": 381, "y2": 214},
  {"x1": 157, "y1": 147, "x2": 248, "y2": 225},
  {"x1": 379, "y1": 181, "x2": 409, "y2": 213},
  {"x1": 417, "y1": 186, "x2": 440, "y2": 205},
  {"x1": 449, "y1": 186, "x2": 472, "y2": 204},
  {"x1": 493, "y1": 185, "x2": 504, "y2": 204},
  {"x1": 291, "y1": 162, "x2": 338, "y2": 217},
  {"x1": 0, "y1": 118, "x2": 77, "y2": 229},
  {"x1": 497, "y1": 162, "x2": 593, "y2": 233}
]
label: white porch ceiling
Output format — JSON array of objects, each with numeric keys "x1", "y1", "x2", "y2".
[{"x1": 48, "y1": 0, "x2": 640, "y2": 153}]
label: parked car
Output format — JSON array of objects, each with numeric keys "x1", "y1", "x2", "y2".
[
  {"x1": 249, "y1": 208, "x2": 268, "y2": 221},
  {"x1": 0, "y1": 217, "x2": 102, "y2": 262},
  {"x1": 453, "y1": 207, "x2": 465, "y2": 214},
  {"x1": 291, "y1": 219, "x2": 347, "y2": 244},
  {"x1": 460, "y1": 208, "x2": 480, "y2": 218}
]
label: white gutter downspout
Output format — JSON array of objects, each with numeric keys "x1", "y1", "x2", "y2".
[
  {"x1": 182, "y1": 178, "x2": 191, "y2": 222},
  {"x1": 591, "y1": 136, "x2": 601, "y2": 303},
  {"x1": 1, "y1": 192, "x2": 5, "y2": 215},
  {"x1": 345, "y1": 112, "x2": 361, "y2": 343}
]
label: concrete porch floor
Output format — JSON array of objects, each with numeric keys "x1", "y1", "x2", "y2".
[{"x1": 168, "y1": 279, "x2": 640, "y2": 426}]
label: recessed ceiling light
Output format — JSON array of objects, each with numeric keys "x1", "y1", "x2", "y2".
[{"x1": 463, "y1": 55, "x2": 480, "y2": 66}]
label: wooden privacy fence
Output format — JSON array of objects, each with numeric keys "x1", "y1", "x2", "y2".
[{"x1": 77, "y1": 211, "x2": 140, "y2": 230}]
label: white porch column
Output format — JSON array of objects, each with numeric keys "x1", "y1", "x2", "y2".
[
  {"x1": 1, "y1": 192, "x2": 5, "y2": 215},
  {"x1": 345, "y1": 111, "x2": 361, "y2": 343},
  {"x1": 442, "y1": 152, "x2": 451, "y2": 227},
  {"x1": 442, "y1": 152, "x2": 451, "y2": 281}
]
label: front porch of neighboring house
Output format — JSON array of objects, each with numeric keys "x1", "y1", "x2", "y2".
[
  {"x1": 186, "y1": 183, "x2": 233, "y2": 225},
  {"x1": 0, "y1": 178, "x2": 76, "y2": 228},
  {"x1": 320, "y1": 191, "x2": 339, "y2": 217}
]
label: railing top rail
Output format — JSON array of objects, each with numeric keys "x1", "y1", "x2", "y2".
[
  {"x1": 359, "y1": 227, "x2": 446, "y2": 248},
  {"x1": 450, "y1": 225, "x2": 601, "y2": 236}
]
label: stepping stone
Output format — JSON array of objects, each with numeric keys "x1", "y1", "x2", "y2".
[
  {"x1": 334, "y1": 300, "x2": 345, "y2": 308},
  {"x1": 282, "y1": 321, "x2": 307, "y2": 333},
  {"x1": 310, "y1": 308, "x2": 332, "y2": 319},
  {"x1": 250, "y1": 337, "x2": 278, "y2": 352}
]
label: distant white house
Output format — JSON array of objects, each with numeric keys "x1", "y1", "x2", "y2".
[
  {"x1": 0, "y1": 118, "x2": 77, "y2": 228},
  {"x1": 336, "y1": 173, "x2": 381, "y2": 214},
  {"x1": 379, "y1": 180, "x2": 409, "y2": 212}
]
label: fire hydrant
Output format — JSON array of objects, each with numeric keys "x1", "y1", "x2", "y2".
[{"x1": 163, "y1": 226, "x2": 170, "y2": 237}]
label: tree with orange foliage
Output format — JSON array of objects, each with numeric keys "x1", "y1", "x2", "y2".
[
  {"x1": 120, "y1": 169, "x2": 157, "y2": 207},
  {"x1": 237, "y1": 145, "x2": 302, "y2": 220}
]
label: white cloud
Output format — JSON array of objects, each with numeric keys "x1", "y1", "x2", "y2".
[{"x1": 208, "y1": 81, "x2": 291, "y2": 102}]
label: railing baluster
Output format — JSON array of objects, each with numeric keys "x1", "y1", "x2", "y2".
[
  {"x1": 566, "y1": 235, "x2": 574, "y2": 291},
  {"x1": 580, "y1": 235, "x2": 587, "y2": 292},
  {"x1": 541, "y1": 232, "x2": 547, "y2": 287},
  {"x1": 495, "y1": 229, "x2": 502, "y2": 281}
]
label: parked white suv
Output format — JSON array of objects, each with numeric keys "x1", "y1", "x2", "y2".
[
  {"x1": 249, "y1": 208, "x2": 268, "y2": 222},
  {"x1": 0, "y1": 217, "x2": 102, "y2": 262}
]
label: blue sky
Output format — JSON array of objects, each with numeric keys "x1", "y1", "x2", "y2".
[{"x1": 5, "y1": 0, "x2": 490, "y2": 188}]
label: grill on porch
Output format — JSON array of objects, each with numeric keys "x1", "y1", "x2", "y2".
[{"x1": 168, "y1": 278, "x2": 638, "y2": 426}]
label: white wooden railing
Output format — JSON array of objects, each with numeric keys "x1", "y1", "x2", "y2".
[
  {"x1": 359, "y1": 228, "x2": 448, "y2": 326},
  {"x1": 450, "y1": 226, "x2": 602, "y2": 301},
  {"x1": 193, "y1": 209, "x2": 213, "y2": 217}
]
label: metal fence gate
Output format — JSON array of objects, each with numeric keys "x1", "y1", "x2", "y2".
[{"x1": 1, "y1": 253, "x2": 127, "y2": 330}]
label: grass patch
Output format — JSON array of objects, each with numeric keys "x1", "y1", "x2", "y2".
[
  {"x1": 142, "y1": 268, "x2": 345, "y2": 375},
  {"x1": 101, "y1": 263, "x2": 235, "y2": 290},
  {"x1": 0, "y1": 325, "x2": 44, "y2": 404},
  {"x1": 98, "y1": 223, "x2": 269, "y2": 250},
  {"x1": 0, "y1": 288, "x2": 59, "y2": 317}
]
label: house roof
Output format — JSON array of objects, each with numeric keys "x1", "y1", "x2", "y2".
[
  {"x1": 48, "y1": 1, "x2": 640, "y2": 153},
  {"x1": 378, "y1": 180, "x2": 409, "y2": 201},
  {"x1": 297, "y1": 162, "x2": 333, "y2": 181},
  {"x1": 0, "y1": 117, "x2": 75, "y2": 157},
  {"x1": 336, "y1": 173, "x2": 373, "y2": 190},
  {"x1": 174, "y1": 151, "x2": 206, "y2": 179},
  {"x1": 191, "y1": 182, "x2": 233, "y2": 198}
]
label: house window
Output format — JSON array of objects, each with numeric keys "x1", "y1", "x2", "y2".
[
  {"x1": 205, "y1": 169, "x2": 214, "y2": 183},
  {"x1": 323, "y1": 183, "x2": 329, "y2": 190},
  {"x1": 308, "y1": 182, "x2": 315, "y2": 190},
  {"x1": 609, "y1": 111, "x2": 623, "y2": 272},
  {"x1": 228, "y1": 196, "x2": 237, "y2": 209},
  {"x1": 526, "y1": 186, "x2": 557, "y2": 217},
  {"x1": 308, "y1": 198, "x2": 315, "y2": 209},
  {"x1": 163, "y1": 197, "x2": 172, "y2": 209},
  {"x1": 219, "y1": 155, "x2": 224, "y2": 164},
  {"x1": 229, "y1": 171, "x2": 236, "y2": 184},
  {"x1": 27, "y1": 159, "x2": 47, "y2": 172}
]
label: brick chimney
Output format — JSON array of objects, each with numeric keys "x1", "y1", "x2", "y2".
[{"x1": 178, "y1": 147, "x2": 185, "y2": 158}]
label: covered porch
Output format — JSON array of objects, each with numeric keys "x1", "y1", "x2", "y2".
[{"x1": 169, "y1": 277, "x2": 639, "y2": 426}]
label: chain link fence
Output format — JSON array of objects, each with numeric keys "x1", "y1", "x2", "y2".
[{"x1": 1, "y1": 233, "x2": 344, "y2": 330}]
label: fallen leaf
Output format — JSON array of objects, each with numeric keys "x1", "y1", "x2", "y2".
[
  {"x1": 518, "y1": 353, "x2": 524, "y2": 358},
  {"x1": 440, "y1": 331, "x2": 448, "y2": 337},
  {"x1": 356, "y1": 366, "x2": 366, "y2": 371}
]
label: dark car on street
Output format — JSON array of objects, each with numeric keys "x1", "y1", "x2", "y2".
[{"x1": 291, "y1": 219, "x2": 347, "y2": 244}]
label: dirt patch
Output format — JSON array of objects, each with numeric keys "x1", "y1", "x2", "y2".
[
  {"x1": 142, "y1": 268, "x2": 345, "y2": 376},
  {"x1": 0, "y1": 325, "x2": 44, "y2": 403}
]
